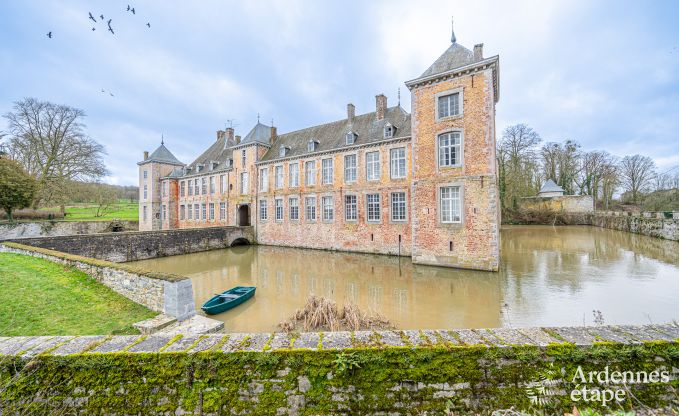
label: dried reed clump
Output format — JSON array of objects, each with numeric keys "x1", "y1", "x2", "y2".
[{"x1": 279, "y1": 295, "x2": 392, "y2": 332}]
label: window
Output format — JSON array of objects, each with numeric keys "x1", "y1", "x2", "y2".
[
  {"x1": 440, "y1": 186, "x2": 461, "y2": 223},
  {"x1": 161, "y1": 181, "x2": 167, "y2": 197},
  {"x1": 259, "y1": 200, "x2": 268, "y2": 220},
  {"x1": 143, "y1": 170, "x2": 148, "y2": 179},
  {"x1": 366, "y1": 151, "x2": 380, "y2": 181},
  {"x1": 143, "y1": 184, "x2": 147, "y2": 200},
  {"x1": 308, "y1": 140, "x2": 318, "y2": 152},
  {"x1": 275, "y1": 166, "x2": 284, "y2": 189},
  {"x1": 180, "y1": 181, "x2": 185, "y2": 197},
  {"x1": 188, "y1": 180, "x2": 194, "y2": 196},
  {"x1": 322, "y1": 196, "x2": 334, "y2": 221},
  {"x1": 305, "y1": 196, "x2": 316, "y2": 221},
  {"x1": 240, "y1": 172, "x2": 249, "y2": 194},
  {"x1": 366, "y1": 194, "x2": 381, "y2": 222},
  {"x1": 194, "y1": 179, "x2": 200, "y2": 195},
  {"x1": 220, "y1": 202, "x2": 226, "y2": 220},
  {"x1": 210, "y1": 176, "x2": 215, "y2": 194},
  {"x1": 345, "y1": 195, "x2": 357, "y2": 221},
  {"x1": 209, "y1": 203, "x2": 215, "y2": 220},
  {"x1": 305, "y1": 161, "x2": 316, "y2": 186},
  {"x1": 391, "y1": 192, "x2": 406, "y2": 221},
  {"x1": 321, "y1": 158, "x2": 333, "y2": 185},
  {"x1": 259, "y1": 168, "x2": 269, "y2": 192},
  {"x1": 161, "y1": 204, "x2": 167, "y2": 220},
  {"x1": 275, "y1": 199, "x2": 283, "y2": 221},
  {"x1": 289, "y1": 197, "x2": 299, "y2": 220},
  {"x1": 384, "y1": 124, "x2": 394, "y2": 138},
  {"x1": 187, "y1": 204, "x2": 193, "y2": 220},
  {"x1": 289, "y1": 162, "x2": 299, "y2": 188},
  {"x1": 143, "y1": 205, "x2": 147, "y2": 221},
  {"x1": 279, "y1": 146, "x2": 288, "y2": 157},
  {"x1": 344, "y1": 154, "x2": 357, "y2": 183},
  {"x1": 438, "y1": 92, "x2": 460, "y2": 118},
  {"x1": 201, "y1": 178, "x2": 207, "y2": 194},
  {"x1": 194, "y1": 203, "x2": 200, "y2": 220},
  {"x1": 390, "y1": 147, "x2": 406, "y2": 178},
  {"x1": 438, "y1": 132, "x2": 462, "y2": 167},
  {"x1": 241, "y1": 149, "x2": 246, "y2": 168},
  {"x1": 180, "y1": 205, "x2": 185, "y2": 220},
  {"x1": 220, "y1": 175, "x2": 225, "y2": 194},
  {"x1": 201, "y1": 203, "x2": 207, "y2": 220},
  {"x1": 345, "y1": 132, "x2": 356, "y2": 145}
]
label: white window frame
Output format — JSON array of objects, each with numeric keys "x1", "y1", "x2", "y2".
[
  {"x1": 305, "y1": 161, "x2": 316, "y2": 186},
  {"x1": 321, "y1": 196, "x2": 334, "y2": 222},
  {"x1": 390, "y1": 192, "x2": 407, "y2": 222},
  {"x1": 439, "y1": 185, "x2": 462, "y2": 224},
  {"x1": 435, "y1": 88, "x2": 463, "y2": 120},
  {"x1": 275, "y1": 198, "x2": 283, "y2": 222},
  {"x1": 384, "y1": 124, "x2": 394, "y2": 138},
  {"x1": 180, "y1": 204, "x2": 185, "y2": 220},
  {"x1": 366, "y1": 193, "x2": 381, "y2": 223},
  {"x1": 438, "y1": 131, "x2": 463, "y2": 168},
  {"x1": 275, "y1": 165, "x2": 284, "y2": 189},
  {"x1": 143, "y1": 205, "x2": 147, "y2": 221},
  {"x1": 344, "y1": 194, "x2": 357, "y2": 221},
  {"x1": 259, "y1": 168, "x2": 269, "y2": 192},
  {"x1": 187, "y1": 204, "x2": 192, "y2": 220},
  {"x1": 305, "y1": 196, "x2": 316, "y2": 222},
  {"x1": 241, "y1": 149, "x2": 247, "y2": 168},
  {"x1": 195, "y1": 179, "x2": 200, "y2": 195},
  {"x1": 201, "y1": 178, "x2": 207, "y2": 194},
  {"x1": 366, "y1": 151, "x2": 380, "y2": 181},
  {"x1": 143, "y1": 184, "x2": 147, "y2": 200},
  {"x1": 210, "y1": 176, "x2": 216, "y2": 194},
  {"x1": 390, "y1": 147, "x2": 407, "y2": 179},
  {"x1": 220, "y1": 175, "x2": 225, "y2": 194},
  {"x1": 240, "y1": 172, "x2": 249, "y2": 194},
  {"x1": 344, "y1": 154, "x2": 357, "y2": 183},
  {"x1": 259, "y1": 199, "x2": 268, "y2": 221},
  {"x1": 209, "y1": 203, "x2": 215, "y2": 220},
  {"x1": 345, "y1": 132, "x2": 355, "y2": 145},
  {"x1": 201, "y1": 203, "x2": 206, "y2": 220},
  {"x1": 194, "y1": 203, "x2": 200, "y2": 221},
  {"x1": 289, "y1": 197, "x2": 299, "y2": 221},
  {"x1": 180, "y1": 181, "x2": 185, "y2": 197},
  {"x1": 188, "y1": 180, "x2": 193, "y2": 196},
  {"x1": 289, "y1": 162, "x2": 300, "y2": 188},
  {"x1": 219, "y1": 202, "x2": 226, "y2": 220},
  {"x1": 321, "y1": 158, "x2": 333, "y2": 185}
]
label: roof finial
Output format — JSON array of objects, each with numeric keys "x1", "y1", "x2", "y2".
[
  {"x1": 257, "y1": 113, "x2": 260, "y2": 123},
  {"x1": 451, "y1": 16, "x2": 456, "y2": 44},
  {"x1": 397, "y1": 87, "x2": 401, "y2": 106},
  {"x1": 161, "y1": 133, "x2": 164, "y2": 145},
  {"x1": 271, "y1": 117, "x2": 274, "y2": 127}
]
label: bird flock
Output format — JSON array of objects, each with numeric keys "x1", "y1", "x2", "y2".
[{"x1": 48, "y1": 5, "x2": 150, "y2": 38}]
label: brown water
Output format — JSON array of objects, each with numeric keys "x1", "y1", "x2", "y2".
[{"x1": 129, "y1": 226, "x2": 679, "y2": 332}]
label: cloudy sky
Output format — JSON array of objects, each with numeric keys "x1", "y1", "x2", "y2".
[{"x1": 1, "y1": 0, "x2": 678, "y2": 185}]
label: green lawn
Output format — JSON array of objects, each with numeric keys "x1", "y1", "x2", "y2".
[
  {"x1": 43, "y1": 202, "x2": 139, "y2": 221},
  {"x1": 0, "y1": 253, "x2": 157, "y2": 336}
]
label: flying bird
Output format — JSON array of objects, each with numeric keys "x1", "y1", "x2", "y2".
[
  {"x1": 146, "y1": 22, "x2": 150, "y2": 28},
  {"x1": 109, "y1": 93, "x2": 114, "y2": 97},
  {"x1": 100, "y1": 14, "x2": 104, "y2": 20},
  {"x1": 92, "y1": 27, "x2": 96, "y2": 31},
  {"x1": 131, "y1": 7, "x2": 135, "y2": 14},
  {"x1": 127, "y1": 5, "x2": 130, "y2": 11},
  {"x1": 88, "y1": 12, "x2": 96, "y2": 23},
  {"x1": 108, "y1": 27, "x2": 114, "y2": 35},
  {"x1": 47, "y1": 31, "x2": 52, "y2": 38}
]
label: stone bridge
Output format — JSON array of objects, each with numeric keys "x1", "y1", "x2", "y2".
[{"x1": 4, "y1": 226, "x2": 255, "y2": 262}]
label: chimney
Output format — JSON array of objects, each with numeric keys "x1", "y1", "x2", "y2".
[
  {"x1": 474, "y1": 43, "x2": 484, "y2": 61},
  {"x1": 235, "y1": 135, "x2": 241, "y2": 144},
  {"x1": 375, "y1": 94, "x2": 387, "y2": 120},
  {"x1": 224, "y1": 127, "x2": 235, "y2": 147},
  {"x1": 347, "y1": 103, "x2": 355, "y2": 122},
  {"x1": 143, "y1": 151, "x2": 149, "y2": 161},
  {"x1": 216, "y1": 130, "x2": 225, "y2": 140},
  {"x1": 270, "y1": 126, "x2": 277, "y2": 142}
]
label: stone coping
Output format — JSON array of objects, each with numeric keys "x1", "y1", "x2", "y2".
[
  {"x1": 1, "y1": 241, "x2": 186, "y2": 282},
  {"x1": 1, "y1": 323, "x2": 677, "y2": 357}
]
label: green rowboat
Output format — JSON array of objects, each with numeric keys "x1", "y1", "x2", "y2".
[{"x1": 201, "y1": 286, "x2": 256, "y2": 315}]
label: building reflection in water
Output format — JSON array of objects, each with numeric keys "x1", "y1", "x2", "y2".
[{"x1": 129, "y1": 226, "x2": 679, "y2": 332}]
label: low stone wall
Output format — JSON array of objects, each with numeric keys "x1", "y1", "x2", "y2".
[
  {"x1": 4, "y1": 226, "x2": 255, "y2": 262},
  {"x1": 519, "y1": 195, "x2": 594, "y2": 213},
  {"x1": 0, "y1": 220, "x2": 138, "y2": 240},
  {"x1": 592, "y1": 211, "x2": 679, "y2": 241},
  {"x1": 0, "y1": 242, "x2": 195, "y2": 320},
  {"x1": 0, "y1": 324, "x2": 677, "y2": 415}
]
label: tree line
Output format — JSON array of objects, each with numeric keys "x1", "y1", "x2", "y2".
[
  {"x1": 0, "y1": 98, "x2": 136, "y2": 221},
  {"x1": 497, "y1": 124, "x2": 679, "y2": 214}
]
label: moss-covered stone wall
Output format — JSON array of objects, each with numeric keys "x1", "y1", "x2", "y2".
[{"x1": 1, "y1": 325, "x2": 678, "y2": 415}]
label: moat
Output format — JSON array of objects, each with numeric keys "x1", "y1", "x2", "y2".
[{"x1": 129, "y1": 225, "x2": 679, "y2": 332}]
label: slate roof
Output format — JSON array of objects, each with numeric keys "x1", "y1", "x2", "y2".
[
  {"x1": 141, "y1": 143, "x2": 184, "y2": 166},
  {"x1": 419, "y1": 42, "x2": 475, "y2": 78},
  {"x1": 539, "y1": 179, "x2": 565, "y2": 194},
  {"x1": 242, "y1": 122, "x2": 273, "y2": 145},
  {"x1": 259, "y1": 106, "x2": 411, "y2": 163}
]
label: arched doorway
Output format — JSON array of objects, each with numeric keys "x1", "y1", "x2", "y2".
[
  {"x1": 237, "y1": 204, "x2": 251, "y2": 226},
  {"x1": 230, "y1": 237, "x2": 250, "y2": 247}
]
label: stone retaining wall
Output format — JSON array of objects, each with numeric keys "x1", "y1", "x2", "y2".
[
  {"x1": 0, "y1": 324, "x2": 677, "y2": 415},
  {"x1": 591, "y1": 211, "x2": 679, "y2": 241},
  {"x1": 0, "y1": 243, "x2": 195, "y2": 320},
  {"x1": 4, "y1": 225, "x2": 255, "y2": 262},
  {"x1": 0, "y1": 220, "x2": 138, "y2": 240}
]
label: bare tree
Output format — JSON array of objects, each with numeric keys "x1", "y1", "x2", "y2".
[
  {"x1": 3, "y1": 98, "x2": 109, "y2": 212},
  {"x1": 497, "y1": 124, "x2": 542, "y2": 211},
  {"x1": 599, "y1": 157, "x2": 619, "y2": 210},
  {"x1": 619, "y1": 154, "x2": 656, "y2": 204},
  {"x1": 540, "y1": 140, "x2": 581, "y2": 194}
]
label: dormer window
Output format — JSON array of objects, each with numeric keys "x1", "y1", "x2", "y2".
[
  {"x1": 228, "y1": 158, "x2": 234, "y2": 167},
  {"x1": 384, "y1": 123, "x2": 395, "y2": 138},
  {"x1": 345, "y1": 132, "x2": 357, "y2": 145},
  {"x1": 196, "y1": 163, "x2": 204, "y2": 172},
  {"x1": 279, "y1": 146, "x2": 289, "y2": 157},
  {"x1": 209, "y1": 161, "x2": 219, "y2": 171},
  {"x1": 307, "y1": 140, "x2": 319, "y2": 152}
]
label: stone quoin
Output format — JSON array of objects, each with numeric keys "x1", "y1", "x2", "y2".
[{"x1": 137, "y1": 20, "x2": 501, "y2": 271}]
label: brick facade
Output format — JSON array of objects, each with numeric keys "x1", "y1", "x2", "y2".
[{"x1": 138, "y1": 24, "x2": 500, "y2": 271}]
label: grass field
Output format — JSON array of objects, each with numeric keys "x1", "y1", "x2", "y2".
[
  {"x1": 0, "y1": 253, "x2": 156, "y2": 336},
  {"x1": 61, "y1": 202, "x2": 138, "y2": 221}
]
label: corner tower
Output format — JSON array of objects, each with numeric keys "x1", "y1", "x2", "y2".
[
  {"x1": 137, "y1": 140, "x2": 184, "y2": 231},
  {"x1": 406, "y1": 19, "x2": 500, "y2": 271}
]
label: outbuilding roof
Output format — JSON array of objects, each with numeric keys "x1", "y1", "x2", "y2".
[{"x1": 539, "y1": 179, "x2": 565, "y2": 194}]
